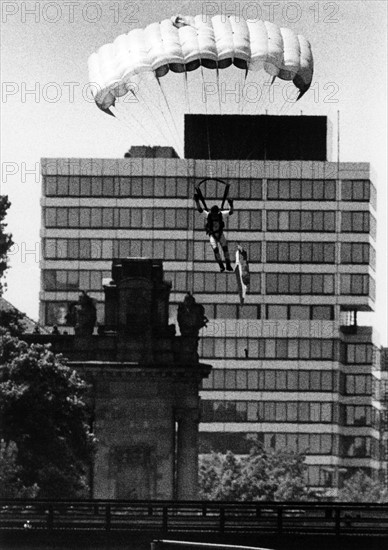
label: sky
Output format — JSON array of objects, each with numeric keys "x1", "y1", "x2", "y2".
[{"x1": 0, "y1": 0, "x2": 387, "y2": 344}]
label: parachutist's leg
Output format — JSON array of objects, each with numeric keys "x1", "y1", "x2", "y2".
[
  {"x1": 209, "y1": 236, "x2": 225, "y2": 272},
  {"x1": 220, "y1": 235, "x2": 233, "y2": 271},
  {"x1": 214, "y1": 247, "x2": 225, "y2": 272}
]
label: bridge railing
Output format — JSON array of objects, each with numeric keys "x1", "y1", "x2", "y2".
[
  {"x1": 0, "y1": 499, "x2": 387, "y2": 536},
  {"x1": 151, "y1": 540, "x2": 274, "y2": 550}
]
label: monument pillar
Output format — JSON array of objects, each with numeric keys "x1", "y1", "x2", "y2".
[{"x1": 176, "y1": 408, "x2": 200, "y2": 500}]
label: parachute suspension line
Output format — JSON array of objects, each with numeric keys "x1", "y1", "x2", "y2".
[
  {"x1": 216, "y1": 67, "x2": 222, "y2": 115},
  {"x1": 185, "y1": 160, "x2": 193, "y2": 295},
  {"x1": 138, "y1": 75, "x2": 180, "y2": 151},
  {"x1": 261, "y1": 75, "x2": 274, "y2": 115},
  {"x1": 156, "y1": 75, "x2": 184, "y2": 156},
  {"x1": 242, "y1": 75, "x2": 272, "y2": 162},
  {"x1": 189, "y1": 171, "x2": 197, "y2": 295},
  {"x1": 113, "y1": 82, "x2": 172, "y2": 147},
  {"x1": 278, "y1": 85, "x2": 297, "y2": 117},
  {"x1": 184, "y1": 69, "x2": 191, "y2": 115},
  {"x1": 115, "y1": 87, "x2": 155, "y2": 143},
  {"x1": 182, "y1": 73, "x2": 195, "y2": 294},
  {"x1": 135, "y1": 81, "x2": 178, "y2": 146},
  {"x1": 132, "y1": 73, "x2": 178, "y2": 151},
  {"x1": 238, "y1": 67, "x2": 246, "y2": 117},
  {"x1": 236, "y1": 69, "x2": 251, "y2": 160},
  {"x1": 200, "y1": 65, "x2": 212, "y2": 161},
  {"x1": 240, "y1": 66, "x2": 255, "y2": 117},
  {"x1": 111, "y1": 104, "x2": 152, "y2": 146}
]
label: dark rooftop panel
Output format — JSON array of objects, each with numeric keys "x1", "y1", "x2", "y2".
[{"x1": 184, "y1": 114, "x2": 327, "y2": 161}]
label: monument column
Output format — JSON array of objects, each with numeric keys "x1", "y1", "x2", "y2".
[{"x1": 176, "y1": 408, "x2": 200, "y2": 500}]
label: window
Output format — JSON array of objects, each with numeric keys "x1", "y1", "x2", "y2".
[
  {"x1": 91, "y1": 177, "x2": 102, "y2": 196},
  {"x1": 165, "y1": 209, "x2": 176, "y2": 228},
  {"x1": 345, "y1": 375, "x2": 371, "y2": 395},
  {"x1": 45, "y1": 208, "x2": 57, "y2": 226},
  {"x1": 176, "y1": 178, "x2": 188, "y2": 197},
  {"x1": 266, "y1": 210, "x2": 336, "y2": 232},
  {"x1": 341, "y1": 211, "x2": 370, "y2": 233},
  {"x1": 239, "y1": 304, "x2": 260, "y2": 319},
  {"x1": 346, "y1": 343, "x2": 374, "y2": 364},
  {"x1": 201, "y1": 369, "x2": 335, "y2": 392},
  {"x1": 42, "y1": 270, "x2": 56, "y2": 290},
  {"x1": 342, "y1": 180, "x2": 371, "y2": 201},
  {"x1": 102, "y1": 177, "x2": 115, "y2": 196},
  {"x1": 267, "y1": 305, "x2": 288, "y2": 319},
  {"x1": 266, "y1": 242, "x2": 335, "y2": 264},
  {"x1": 176, "y1": 209, "x2": 188, "y2": 228},
  {"x1": 340, "y1": 274, "x2": 370, "y2": 296},
  {"x1": 68, "y1": 209, "x2": 79, "y2": 227},
  {"x1": 266, "y1": 273, "x2": 335, "y2": 294},
  {"x1": 217, "y1": 304, "x2": 237, "y2": 318},
  {"x1": 341, "y1": 243, "x2": 370, "y2": 264},
  {"x1": 91, "y1": 208, "x2": 102, "y2": 227},
  {"x1": 311, "y1": 306, "x2": 333, "y2": 320},
  {"x1": 44, "y1": 301, "x2": 70, "y2": 325},
  {"x1": 250, "y1": 179, "x2": 263, "y2": 199},
  {"x1": 102, "y1": 208, "x2": 114, "y2": 227},
  {"x1": 266, "y1": 211, "x2": 279, "y2": 230},
  {"x1": 342, "y1": 436, "x2": 370, "y2": 458},
  {"x1": 56, "y1": 176, "x2": 69, "y2": 195},
  {"x1": 267, "y1": 180, "x2": 336, "y2": 200},
  {"x1": 345, "y1": 406, "x2": 371, "y2": 426},
  {"x1": 200, "y1": 400, "x2": 333, "y2": 423},
  {"x1": 45, "y1": 176, "x2": 57, "y2": 196},
  {"x1": 199, "y1": 338, "x2": 336, "y2": 360}
]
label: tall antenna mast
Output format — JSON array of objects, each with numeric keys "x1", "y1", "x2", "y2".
[{"x1": 337, "y1": 110, "x2": 340, "y2": 166}]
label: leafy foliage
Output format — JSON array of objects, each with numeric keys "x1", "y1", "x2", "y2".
[
  {"x1": 0, "y1": 196, "x2": 13, "y2": 296},
  {"x1": 199, "y1": 445, "x2": 315, "y2": 501},
  {"x1": 338, "y1": 470, "x2": 388, "y2": 503},
  {"x1": 0, "y1": 439, "x2": 39, "y2": 498},
  {"x1": 0, "y1": 307, "x2": 28, "y2": 337},
  {"x1": 0, "y1": 330, "x2": 95, "y2": 498}
]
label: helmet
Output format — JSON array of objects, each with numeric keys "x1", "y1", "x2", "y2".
[{"x1": 210, "y1": 205, "x2": 220, "y2": 214}]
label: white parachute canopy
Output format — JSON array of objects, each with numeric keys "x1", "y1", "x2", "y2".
[{"x1": 88, "y1": 15, "x2": 313, "y2": 155}]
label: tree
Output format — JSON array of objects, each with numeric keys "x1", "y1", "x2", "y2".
[
  {"x1": 0, "y1": 439, "x2": 39, "y2": 498},
  {"x1": 0, "y1": 330, "x2": 95, "y2": 498},
  {"x1": 199, "y1": 445, "x2": 315, "y2": 501},
  {"x1": 338, "y1": 470, "x2": 388, "y2": 503},
  {"x1": 0, "y1": 196, "x2": 13, "y2": 296},
  {"x1": 0, "y1": 302, "x2": 29, "y2": 337}
]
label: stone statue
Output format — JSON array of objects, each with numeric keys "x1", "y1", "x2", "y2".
[
  {"x1": 177, "y1": 292, "x2": 208, "y2": 337},
  {"x1": 66, "y1": 291, "x2": 97, "y2": 336}
]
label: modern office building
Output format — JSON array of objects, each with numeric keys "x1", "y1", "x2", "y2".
[{"x1": 39, "y1": 115, "x2": 384, "y2": 494}]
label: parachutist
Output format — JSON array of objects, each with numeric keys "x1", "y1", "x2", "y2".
[{"x1": 194, "y1": 195, "x2": 234, "y2": 272}]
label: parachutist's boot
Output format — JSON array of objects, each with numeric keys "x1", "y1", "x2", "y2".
[
  {"x1": 218, "y1": 261, "x2": 225, "y2": 272},
  {"x1": 223, "y1": 246, "x2": 233, "y2": 271}
]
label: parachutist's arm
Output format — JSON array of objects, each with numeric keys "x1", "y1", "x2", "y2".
[
  {"x1": 228, "y1": 199, "x2": 234, "y2": 215},
  {"x1": 220, "y1": 200, "x2": 234, "y2": 218},
  {"x1": 194, "y1": 193, "x2": 204, "y2": 213}
]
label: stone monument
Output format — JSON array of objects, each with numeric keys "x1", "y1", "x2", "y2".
[{"x1": 27, "y1": 258, "x2": 211, "y2": 500}]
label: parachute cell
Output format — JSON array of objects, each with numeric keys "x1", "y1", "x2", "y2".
[
  {"x1": 279, "y1": 27, "x2": 300, "y2": 80},
  {"x1": 293, "y1": 35, "x2": 314, "y2": 99},
  {"x1": 88, "y1": 14, "x2": 314, "y2": 143},
  {"x1": 247, "y1": 20, "x2": 268, "y2": 71}
]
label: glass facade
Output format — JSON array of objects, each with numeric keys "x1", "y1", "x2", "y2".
[{"x1": 40, "y1": 159, "x2": 381, "y2": 491}]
